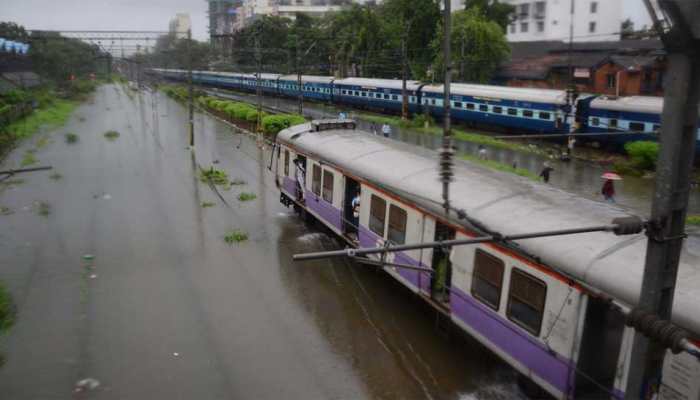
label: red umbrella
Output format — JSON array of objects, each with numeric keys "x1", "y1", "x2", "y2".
[{"x1": 601, "y1": 172, "x2": 623, "y2": 181}]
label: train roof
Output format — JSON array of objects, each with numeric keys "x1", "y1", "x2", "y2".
[
  {"x1": 422, "y1": 83, "x2": 569, "y2": 105},
  {"x1": 590, "y1": 95, "x2": 664, "y2": 114},
  {"x1": 334, "y1": 77, "x2": 421, "y2": 91},
  {"x1": 277, "y1": 123, "x2": 700, "y2": 335},
  {"x1": 279, "y1": 75, "x2": 335, "y2": 84}
]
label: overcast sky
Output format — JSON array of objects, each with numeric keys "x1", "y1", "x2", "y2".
[{"x1": 4, "y1": 0, "x2": 653, "y2": 43}]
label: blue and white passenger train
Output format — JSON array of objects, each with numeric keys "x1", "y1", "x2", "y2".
[
  {"x1": 273, "y1": 120, "x2": 700, "y2": 400},
  {"x1": 150, "y1": 68, "x2": 700, "y2": 154}
]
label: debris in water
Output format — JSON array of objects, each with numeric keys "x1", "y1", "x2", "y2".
[
  {"x1": 89, "y1": 274, "x2": 98, "y2": 279},
  {"x1": 173, "y1": 352, "x2": 180, "y2": 357},
  {"x1": 74, "y1": 378, "x2": 100, "y2": 392}
]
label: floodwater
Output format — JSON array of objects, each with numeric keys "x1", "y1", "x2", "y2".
[
  {"x1": 207, "y1": 88, "x2": 700, "y2": 216},
  {"x1": 0, "y1": 85, "x2": 527, "y2": 399}
]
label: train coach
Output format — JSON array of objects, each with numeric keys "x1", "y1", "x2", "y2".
[
  {"x1": 273, "y1": 120, "x2": 700, "y2": 400},
  {"x1": 150, "y1": 68, "x2": 700, "y2": 152}
]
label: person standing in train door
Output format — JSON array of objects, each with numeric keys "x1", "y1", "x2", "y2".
[
  {"x1": 294, "y1": 158, "x2": 306, "y2": 202},
  {"x1": 381, "y1": 123, "x2": 392, "y2": 138},
  {"x1": 351, "y1": 190, "x2": 361, "y2": 229}
]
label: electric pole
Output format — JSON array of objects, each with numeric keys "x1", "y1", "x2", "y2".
[
  {"x1": 440, "y1": 0, "x2": 453, "y2": 215},
  {"x1": 296, "y1": 34, "x2": 303, "y2": 116},
  {"x1": 187, "y1": 28, "x2": 194, "y2": 148},
  {"x1": 401, "y1": 27, "x2": 409, "y2": 121},
  {"x1": 624, "y1": 2, "x2": 700, "y2": 399},
  {"x1": 255, "y1": 28, "x2": 263, "y2": 141}
]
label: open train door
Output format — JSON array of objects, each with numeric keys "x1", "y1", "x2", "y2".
[{"x1": 574, "y1": 297, "x2": 625, "y2": 398}]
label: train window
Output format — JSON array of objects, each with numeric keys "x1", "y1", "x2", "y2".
[
  {"x1": 369, "y1": 195, "x2": 387, "y2": 237},
  {"x1": 361, "y1": 92, "x2": 367, "y2": 97},
  {"x1": 653, "y1": 124, "x2": 660, "y2": 132},
  {"x1": 376, "y1": 93, "x2": 382, "y2": 99},
  {"x1": 382, "y1": 94, "x2": 389, "y2": 99},
  {"x1": 392, "y1": 95, "x2": 399, "y2": 100},
  {"x1": 609, "y1": 119, "x2": 618, "y2": 128},
  {"x1": 431, "y1": 99, "x2": 437, "y2": 105},
  {"x1": 312, "y1": 165, "x2": 322, "y2": 196},
  {"x1": 523, "y1": 110, "x2": 534, "y2": 118},
  {"x1": 507, "y1": 269, "x2": 547, "y2": 336},
  {"x1": 322, "y1": 170, "x2": 334, "y2": 203},
  {"x1": 539, "y1": 112, "x2": 551, "y2": 120},
  {"x1": 479, "y1": 104, "x2": 489, "y2": 112},
  {"x1": 387, "y1": 205, "x2": 407, "y2": 244},
  {"x1": 466, "y1": 103, "x2": 475, "y2": 110},
  {"x1": 341, "y1": 90, "x2": 346, "y2": 94},
  {"x1": 454, "y1": 102, "x2": 463, "y2": 108},
  {"x1": 493, "y1": 106, "x2": 503, "y2": 114},
  {"x1": 591, "y1": 117, "x2": 600, "y2": 126},
  {"x1": 508, "y1": 108, "x2": 518, "y2": 116},
  {"x1": 284, "y1": 150, "x2": 290, "y2": 176},
  {"x1": 629, "y1": 122, "x2": 645, "y2": 132},
  {"x1": 471, "y1": 249, "x2": 505, "y2": 311}
]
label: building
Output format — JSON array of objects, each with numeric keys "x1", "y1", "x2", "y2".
[
  {"x1": 494, "y1": 39, "x2": 666, "y2": 96},
  {"x1": 234, "y1": 0, "x2": 374, "y2": 31},
  {"x1": 169, "y1": 13, "x2": 192, "y2": 38},
  {"x1": 503, "y1": 0, "x2": 622, "y2": 42}
]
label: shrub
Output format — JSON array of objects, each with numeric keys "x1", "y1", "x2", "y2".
[
  {"x1": 200, "y1": 167, "x2": 229, "y2": 185},
  {"x1": 624, "y1": 140, "x2": 659, "y2": 171},
  {"x1": 224, "y1": 230, "x2": 248, "y2": 244},
  {"x1": 261, "y1": 114, "x2": 306, "y2": 136},
  {"x1": 0, "y1": 283, "x2": 15, "y2": 334},
  {"x1": 245, "y1": 109, "x2": 261, "y2": 122}
]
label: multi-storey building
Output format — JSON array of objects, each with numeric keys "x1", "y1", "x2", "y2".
[
  {"x1": 503, "y1": 0, "x2": 622, "y2": 42},
  {"x1": 169, "y1": 13, "x2": 192, "y2": 38},
  {"x1": 234, "y1": 0, "x2": 377, "y2": 30}
]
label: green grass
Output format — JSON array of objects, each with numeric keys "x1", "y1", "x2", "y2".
[
  {"x1": 36, "y1": 136, "x2": 51, "y2": 149},
  {"x1": 0, "y1": 206, "x2": 13, "y2": 215},
  {"x1": 20, "y1": 151, "x2": 37, "y2": 166},
  {"x1": 0, "y1": 282, "x2": 15, "y2": 334},
  {"x1": 237, "y1": 192, "x2": 257, "y2": 202},
  {"x1": 65, "y1": 132, "x2": 79, "y2": 143},
  {"x1": 687, "y1": 215, "x2": 700, "y2": 226},
  {"x1": 462, "y1": 154, "x2": 539, "y2": 181},
  {"x1": 201, "y1": 201, "x2": 216, "y2": 208},
  {"x1": 5, "y1": 99, "x2": 77, "y2": 140},
  {"x1": 200, "y1": 167, "x2": 229, "y2": 186},
  {"x1": 224, "y1": 230, "x2": 248, "y2": 244},
  {"x1": 36, "y1": 201, "x2": 50, "y2": 217},
  {"x1": 103, "y1": 130, "x2": 120, "y2": 141}
]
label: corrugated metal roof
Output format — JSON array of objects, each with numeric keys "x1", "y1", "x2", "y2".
[
  {"x1": 422, "y1": 83, "x2": 568, "y2": 104},
  {"x1": 278, "y1": 124, "x2": 700, "y2": 335},
  {"x1": 334, "y1": 77, "x2": 421, "y2": 91}
]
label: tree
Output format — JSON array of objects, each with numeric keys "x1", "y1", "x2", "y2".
[
  {"x1": 431, "y1": 9, "x2": 510, "y2": 83},
  {"x1": 621, "y1": 18, "x2": 635, "y2": 39},
  {"x1": 464, "y1": 0, "x2": 515, "y2": 31},
  {"x1": 0, "y1": 22, "x2": 29, "y2": 41}
]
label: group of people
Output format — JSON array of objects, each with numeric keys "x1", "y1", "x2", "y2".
[{"x1": 338, "y1": 112, "x2": 392, "y2": 138}]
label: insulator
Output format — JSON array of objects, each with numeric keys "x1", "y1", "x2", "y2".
[
  {"x1": 612, "y1": 216, "x2": 645, "y2": 235},
  {"x1": 626, "y1": 308, "x2": 690, "y2": 354}
]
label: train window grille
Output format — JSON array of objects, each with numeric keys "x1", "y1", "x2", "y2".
[
  {"x1": 387, "y1": 205, "x2": 407, "y2": 245},
  {"x1": 539, "y1": 112, "x2": 551, "y2": 120},
  {"x1": 312, "y1": 165, "x2": 322, "y2": 196},
  {"x1": 342, "y1": 90, "x2": 347, "y2": 95},
  {"x1": 322, "y1": 171, "x2": 334, "y2": 203},
  {"x1": 493, "y1": 106, "x2": 503, "y2": 114},
  {"x1": 284, "y1": 150, "x2": 290, "y2": 176},
  {"x1": 369, "y1": 195, "x2": 387, "y2": 237},
  {"x1": 466, "y1": 103, "x2": 475, "y2": 110},
  {"x1": 507, "y1": 269, "x2": 547, "y2": 336},
  {"x1": 431, "y1": 99, "x2": 436, "y2": 106},
  {"x1": 609, "y1": 119, "x2": 618, "y2": 129},
  {"x1": 454, "y1": 102, "x2": 463, "y2": 109},
  {"x1": 591, "y1": 117, "x2": 600, "y2": 126},
  {"x1": 362, "y1": 92, "x2": 367, "y2": 97},
  {"x1": 471, "y1": 249, "x2": 505, "y2": 311},
  {"x1": 629, "y1": 122, "x2": 645, "y2": 132},
  {"x1": 376, "y1": 93, "x2": 382, "y2": 99},
  {"x1": 653, "y1": 124, "x2": 660, "y2": 133},
  {"x1": 479, "y1": 104, "x2": 489, "y2": 112},
  {"x1": 392, "y1": 95, "x2": 399, "y2": 101},
  {"x1": 384, "y1": 94, "x2": 390, "y2": 100},
  {"x1": 523, "y1": 110, "x2": 534, "y2": 118}
]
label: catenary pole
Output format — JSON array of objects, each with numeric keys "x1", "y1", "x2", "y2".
[
  {"x1": 624, "y1": 1, "x2": 700, "y2": 398},
  {"x1": 187, "y1": 28, "x2": 194, "y2": 148},
  {"x1": 440, "y1": 0, "x2": 453, "y2": 215}
]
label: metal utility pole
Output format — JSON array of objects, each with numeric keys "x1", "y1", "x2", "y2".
[
  {"x1": 187, "y1": 28, "x2": 195, "y2": 148},
  {"x1": 440, "y1": 0, "x2": 454, "y2": 215},
  {"x1": 296, "y1": 34, "x2": 303, "y2": 116},
  {"x1": 566, "y1": 0, "x2": 577, "y2": 150},
  {"x1": 255, "y1": 30, "x2": 263, "y2": 138},
  {"x1": 624, "y1": 2, "x2": 700, "y2": 399},
  {"x1": 401, "y1": 28, "x2": 409, "y2": 121}
]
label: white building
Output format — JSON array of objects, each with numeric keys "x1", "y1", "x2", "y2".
[
  {"x1": 169, "y1": 13, "x2": 192, "y2": 38},
  {"x1": 234, "y1": 0, "x2": 379, "y2": 30},
  {"x1": 503, "y1": 0, "x2": 622, "y2": 42}
]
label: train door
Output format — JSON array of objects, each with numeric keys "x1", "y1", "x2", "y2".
[
  {"x1": 293, "y1": 155, "x2": 307, "y2": 201},
  {"x1": 343, "y1": 178, "x2": 360, "y2": 241},
  {"x1": 574, "y1": 297, "x2": 625, "y2": 399},
  {"x1": 431, "y1": 222, "x2": 455, "y2": 306}
]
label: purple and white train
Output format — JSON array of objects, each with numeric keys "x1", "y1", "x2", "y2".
[{"x1": 274, "y1": 120, "x2": 700, "y2": 399}]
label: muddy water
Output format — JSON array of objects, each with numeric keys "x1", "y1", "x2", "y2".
[
  {"x1": 209, "y1": 88, "x2": 700, "y2": 216},
  {"x1": 0, "y1": 85, "x2": 526, "y2": 399}
]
